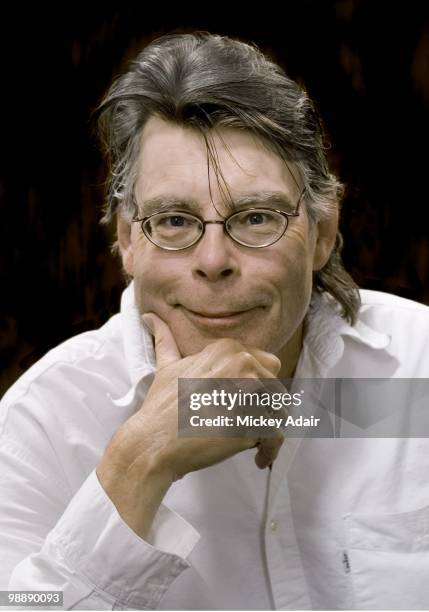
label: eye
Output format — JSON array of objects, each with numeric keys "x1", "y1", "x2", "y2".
[
  {"x1": 148, "y1": 211, "x2": 201, "y2": 234},
  {"x1": 226, "y1": 209, "x2": 284, "y2": 238},
  {"x1": 246, "y1": 212, "x2": 266, "y2": 225},
  {"x1": 237, "y1": 210, "x2": 275, "y2": 226},
  {"x1": 154, "y1": 213, "x2": 197, "y2": 229},
  {"x1": 166, "y1": 215, "x2": 186, "y2": 227}
]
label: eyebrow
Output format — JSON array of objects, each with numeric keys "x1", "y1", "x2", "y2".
[{"x1": 139, "y1": 191, "x2": 297, "y2": 216}]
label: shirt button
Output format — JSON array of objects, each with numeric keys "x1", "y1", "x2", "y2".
[{"x1": 269, "y1": 519, "x2": 278, "y2": 532}]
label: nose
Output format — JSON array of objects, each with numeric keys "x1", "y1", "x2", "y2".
[{"x1": 192, "y1": 222, "x2": 240, "y2": 282}]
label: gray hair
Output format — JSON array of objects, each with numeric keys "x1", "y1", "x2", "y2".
[{"x1": 95, "y1": 32, "x2": 360, "y2": 324}]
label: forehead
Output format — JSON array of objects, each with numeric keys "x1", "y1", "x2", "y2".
[{"x1": 134, "y1": 116, "x2": 301, "y2": 212}]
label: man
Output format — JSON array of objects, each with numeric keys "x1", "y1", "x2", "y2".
[{"x1": 1, "y1": 32, "x2": 429, "y2": 610}]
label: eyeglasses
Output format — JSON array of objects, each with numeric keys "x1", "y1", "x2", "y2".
[{"x1": 132, "y1": 188, "x2": 306, "y2": 251}]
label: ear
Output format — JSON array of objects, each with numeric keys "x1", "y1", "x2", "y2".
[
  {"x1": 117, "y1": 215, "x2": 134, "y2": 276},
  {"x1": 312, "y1": 206, "x2": 339, "y2": 272}
]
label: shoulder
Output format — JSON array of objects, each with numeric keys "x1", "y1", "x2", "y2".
[
  {"x1": 1, "y1": 312, "x2": 128, "y2": 412},
  {"x1": 355, "y1": 290, "x2": 429, "y2": 376},
  {"x1": 359, "y1": 289, "x2": 429, "y2": 313},
  {"x1": 358, "y1": 289, "x2": 429, "y2": 329}
]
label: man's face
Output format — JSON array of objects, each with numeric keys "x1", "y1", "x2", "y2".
[{"x1": 118, "y1": 117, "x2": 336, "y2": 363}]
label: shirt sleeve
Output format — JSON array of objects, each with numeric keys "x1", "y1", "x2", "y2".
[{"x1": 0, "y1": 436, "x2": 200, "y2": 610}]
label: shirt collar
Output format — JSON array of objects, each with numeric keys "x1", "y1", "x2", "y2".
[
  {"x1": 120, "y1": 281, "x2": 156, "y2": 385},
  {"x1": 108, "y1": 282, "x2": 156, "y2": 409},
  {"x1": 297, "y1": 291, "x2": 391, "y2": 378}
]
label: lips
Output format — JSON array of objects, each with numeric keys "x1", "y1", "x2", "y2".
[
  {"x1": 184, "y1": 308, "x2": 253, "y2": 318},
  {"x1": 177, "y1": 304, "x2": 265, "y2": 330}
]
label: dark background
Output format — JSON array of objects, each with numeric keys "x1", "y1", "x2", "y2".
[{"x1": 1, "y1": 1, "x2": 429, "y2": 395}]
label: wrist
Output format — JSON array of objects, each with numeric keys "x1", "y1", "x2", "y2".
[{"x1": 97, "y1": 451, "x2": 173, "y2": 540}]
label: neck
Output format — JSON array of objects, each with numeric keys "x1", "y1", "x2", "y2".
[{"x1": 276, "y1": 322, "x2": 304, "y2": 379}]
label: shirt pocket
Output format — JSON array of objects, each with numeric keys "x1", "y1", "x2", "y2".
[{"x1": 343, "y1": 505, "x2": 429, "y2": 610}]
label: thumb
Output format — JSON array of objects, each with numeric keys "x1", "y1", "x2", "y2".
[{"x1": 142, "y1": 313, "x2": 181, "y2": 369}]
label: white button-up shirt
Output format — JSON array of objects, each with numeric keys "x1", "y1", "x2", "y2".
[{"x1": 1, "y1": 285, "x2": 429, "y2": 610}]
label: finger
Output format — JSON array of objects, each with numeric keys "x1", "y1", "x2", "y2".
[
  {"x1": 245, "y1": 348, "x2": 281, "y2": 376},
  {"x1": 202, "y1": 339, "x2": 281, "y2": 378},
  {"x1": 254, "y1": 435, "x2": 284, "y2": 469},
  {"x1": 142, "y1": 313, "x2": 181, "y2": 369}
]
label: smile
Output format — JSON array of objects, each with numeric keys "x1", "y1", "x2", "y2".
[{"x1": 180, "y1": 306, "x2": 261, "y2": 327}]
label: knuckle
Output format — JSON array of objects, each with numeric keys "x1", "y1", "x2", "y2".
[
  {"x1": 238, "y1": 351, "x2": 257, "y2": 369},
  {"x1": 269, "y1": 355, "x2": 282, "y2": 371}
]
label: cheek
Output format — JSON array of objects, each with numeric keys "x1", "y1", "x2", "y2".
[
  {"x1": 275, "y1": 261, "x2": 313, "y2": 315},
  {"x1": 133, "y1": 258, "x2": 164, "y2": 303},
  {"x1": 270, "y1": 235, "x2": 315, "y2": 319},
  {"x1": 275, "y1": 231, "x2": 315, "y2": 290},
  {"x1": 131, "y1": 246, "x2": 184, "y2": 312}
]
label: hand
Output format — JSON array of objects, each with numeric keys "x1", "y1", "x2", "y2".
[
  {"x1": 97, "y1": 313, "x2": 284, "y2": 538},
  {"x1": 141, "y1": 313, "x2": 284, "y2": 474}
]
